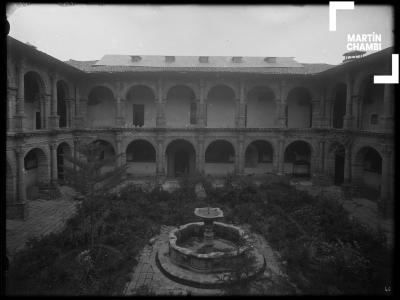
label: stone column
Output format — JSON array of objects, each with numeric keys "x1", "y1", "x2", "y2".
[
  {"x1": 7, "y1": 88, "x2": 17, "y2": 132},
  {"x1": 73, "y1": 86, "x2": 83, "y2": 128},
  {"x1": 236, "y1": 78, "x2": 246, "y2": 128},
  {"x1": 49, "y1": 74, "x2": 59, "y2": 129},
  {"x1": 64, "y1": 98, "x2": 72, "y2": 128},
  {"x1": 39, "y1": 95, "x2": 47, "y2": 129},
  {"x1": 50, "y1": 142, "x2": 58, "y2": 184},
  {"x1": 115, "y1": 133, "x2": 125, "y2": 167},
  {"x1": 156, "y1": 78, "x2": 166, "y2": 127},
  {"x1": 15, "y1": 59, "x2": 26, "y2": 131},
  {"x1": 343, "y1": 144, "x2": 352, "y2": 184},
  {"x1": 311, "y1": 98, "x2": 321, "y2": 128},
  {"x1": 156, "y1": 137, "x2": 165, "y2": 176},
  {"x1": 236, "y1": 135, "x2": 245, "y2": 175},
  {"x1": 351, "y1": 94, "x2": 361, "y2": 129},
  {"x1": 380, "y1": 84, "x2": 394, "y2": 132},
  {"x1": 77, "y1": 98, "x2": 88, "y2": 128},
  {"x1": 197, "y1": 134, "x2": 205, "y2": 174},
  {"x1": 277, "y1": 139, "x2": 285, "y2": 175},
  {"x1": 198, "y1": 78, "x2": 206, "y2": 127},
  {"x1": 16, "y1": 146, "x2": 27, "y2": 219},
  {"x1": 343, "y1": 73, "x2": 354, "y2": 129},
  {"x1": 379, "y1": 145, "x2": 393, "y2": 216},
  {"x1": 115, "y1": 97, "x2": 125, "y2": 127},
  {"x1": 278, "y1": 80, "x2": 288, "y2": 128}
]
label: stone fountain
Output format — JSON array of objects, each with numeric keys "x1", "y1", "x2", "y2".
[{"x1": 156, "y1": 186, "x2": 265, "y2": 288}]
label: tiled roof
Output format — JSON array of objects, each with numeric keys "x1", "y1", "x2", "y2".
[{"x1": 65, "y1": 57, "x2": 335, "y2": 75}]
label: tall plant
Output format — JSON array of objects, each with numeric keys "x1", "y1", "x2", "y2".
[{"x1": 62, "y1": 140, "x2": 127, "y2": 251}]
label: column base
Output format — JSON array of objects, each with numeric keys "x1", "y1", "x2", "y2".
[
  {"x1": 13, "y1": 115, "x2": 26, "y2": 131},
  {"x1": 48, "y1": 115, "x2": 59, "y2": 129}
]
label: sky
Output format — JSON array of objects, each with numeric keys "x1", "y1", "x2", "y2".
[{"x1": 7, "y1": 4, "x2": 394, "y2": 65}]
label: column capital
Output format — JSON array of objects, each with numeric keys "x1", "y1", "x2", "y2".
[{"x1": 15, "y1": 146, "x2": 25, "y2": 156}]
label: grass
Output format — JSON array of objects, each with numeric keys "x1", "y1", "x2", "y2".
[{"x1": 6, "y1": 174, "x2": 392, "y2": 295}]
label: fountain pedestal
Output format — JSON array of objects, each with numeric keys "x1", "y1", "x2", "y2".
[{"x1": 194, "y1": 207, "x2": 223, "y2": 247}]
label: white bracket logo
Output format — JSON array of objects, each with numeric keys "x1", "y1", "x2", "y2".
[
  {"x1": 374, "y1": 54, "x2": 399, "y2": 84},
  {"x1": 329, "y1": 1, "x2": 354, "y2": 31}
]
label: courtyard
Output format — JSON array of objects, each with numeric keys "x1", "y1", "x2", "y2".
[{"x1": 5, "y1": 174, "x2": 393, "y2": 295}]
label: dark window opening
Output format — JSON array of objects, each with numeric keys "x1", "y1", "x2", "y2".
[
  {"x1": 133, "y1": 104, "x2": 144, "y2": 127},
  {"x1": 35, "y1": 111, "x2": 41, "y2": 129},
  {"x1": 364, "y1": 149, "x2": 382, "y2": 173},
  {"x1": 190, "y1": 102, "x2": 197, "y2": 125},
  {"x1": 127, "y1": 141, "x2": 156, "y2": 162},
  {"x1": 205, "y1": 142, "x2": 235, "y2": 163},
  {"x1": 370, "y1": 114, "x2": 378, "y2": 125},
  {"x1": 25, "y1": 152, "x2": 38, "y2": 170}
]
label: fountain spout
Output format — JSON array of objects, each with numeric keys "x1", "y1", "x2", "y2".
[{"x1": 194, "y1": 207, "x2": 224, "y2": 246}]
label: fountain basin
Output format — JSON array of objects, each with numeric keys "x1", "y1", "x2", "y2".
[{"x1": 168, "y1": 222, "x2": 251, "y2": 273}]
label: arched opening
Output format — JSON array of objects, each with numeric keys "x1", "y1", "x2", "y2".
[
  {"x1": 284, "y1": 141, "x2": 312, "y2": 177},
  {"x1": 24, "y1": 148, "x2": 49, "y2": 200},
  {"x1": 332, "y1": 83, "x2": 347, "y2": 129},
  {"x1": 360, "y1": 75, "x2": 384, "y2": 131},
  {"x1": 57, "y1": 81, "x2": 69, "y2": 128},
  {"x1": 126, "y1": 140, "x2": 156, "y2": 176},
  {"x1": 205, "y1": 140, "x2": 235, "y2": 175},
  {"x1": 244, "y1": 140, "x2": 274, "y2": 175},
  {"x1": 87, "y1": 86, "x2": 116, "y2": 128},
  {"x1": 57, "y1": 142, "x2": 72, "y2": 181},
  {"x1": 246, "y1": 87, "x2": 276, "y2": 128},
  {"x1": 126, "y1": 85, "x2": 156, "y2": 127},
  {"x1": 165, "y1": 139, "x2": 196, "y2": 177},
  {"x1": 326, "y1": 143, "x2": 345, "y2": 185},
  {"x1": 286, "y1": 87, "x2": 312, "y2": 128},
  {"x1": 88, "y1": 140, "x2": 116, "y2": 173},
  {"x1": 353, "y1": 146, "x2": 382, "y2": 200},
  {"x1": 165, "y1": 85, "x2": 196, "y2": 127},
  {"x1": 24, "y1": 71, "x2": 45, "y2": 130},
  {"x1": 6, "y1": 161, "x2": 15, "y2": 204},
  {"x1": 206, "y1": 85, "x2": 236, "y2": 128}
]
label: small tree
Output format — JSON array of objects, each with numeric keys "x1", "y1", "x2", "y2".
[{"x1": 63, "y1": 140, "x2": 127, "y2": 252}]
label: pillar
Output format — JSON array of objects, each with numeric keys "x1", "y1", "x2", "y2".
[
  {"x1": 156, "y1": 78, "x2": 166, "y2": 127},
  {"x1": 50, "y1": 142, "x2": 58, "y2": 184},
  {"x1": 277, "y1": 139, "x2": 285, "y2": 175},
  {"x1": 16, "y1": 147, "x2": 27, "y2": 219},
  {"x1": 7, "y1": 88, "x2": 17, "y2": 132},
  {"x1": 49, "y1": 74, "x2": 59, "y2": 129},
  {"x1": 343, "y1": 73, "x2": 354, "y2": 129},
  {"x1": 15, "y1": 59, "x2": 26, "y2": 131},
  {"x1": 115, "y1": 96, "x2": 125, "y2": 126},
  {"x1": 311, "y1": 98, "x2": 321, "y2": 128},
  {"x1": 115, "y1": 133, "x2": 125, "y2": 166},
  {"x1": 156, "y1": 137, "x2": 165, "y2": 176},
  {"x1": 380, "y1": 145, "x2": 393, "y2": 216},
  {"x1": 278, "y1": 80, "x2": 288, "y2": 128},
  {"x1": 197, "y1": 78, "x2": 206, "y2": 127},
  {"x1": 197, "y1": 134, "x2": 205, "y2": 174},
  {"x1": 236, "y1": 135, "x2": 245, "y2": 175},
  {"x1": 343, "y1": 144, "x2": 352, "y2": 184},
  {"x1": 64, "y1": 98, "x2": 73, "y2": 128},
  {"x1": 380, "y1": 84, "x2": 394, "y2": 132},
  {"x1": 236, "y1": 78, "x2": 246, "y2": 128}
]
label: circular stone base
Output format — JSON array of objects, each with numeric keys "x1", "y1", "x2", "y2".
[{"x1": 156, "y1": 241, "x2": 266, "y2": 289}]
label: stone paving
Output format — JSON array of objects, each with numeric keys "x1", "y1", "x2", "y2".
[
  {"x1": 6, "y1": 186, "x2": 81, "y2": 259},
  {"x1": 123, "y1": 224, "x2": 298, "y2": 295}
]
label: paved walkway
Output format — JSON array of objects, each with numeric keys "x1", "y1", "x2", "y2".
[
  {"x1": 6, "y1": 186, "x2": 80, "y2": 259},
  {"x1": 124, "y1": 224, "x2": 298, "y2": 295}
]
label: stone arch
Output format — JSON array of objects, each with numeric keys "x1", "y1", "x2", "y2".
[
  {"x1": 165, "y1": 85, "x2": 197, "y2": 127},
  {"x1": 165, "y1": 139, "x2": 196, "y2": 177},
  {"x1": 286, "y1": 87, "x2": 312, "y2": 128},
  {"x1": 24, "y1": 147, "x2": 49, "y2": 199},
  {"x1": 126, "y1": 139, "x2": 157, "y2": 176},
  {"x1": 353, "y1": 146, "x2": 382, "y2": 199},
  {"x1": 24, "y1": 71, "x2": 47, "y2": 130},
  {"x1": 245, "y1": 86, "x2": 277, "y2": 128},
  {"x1": 244, "y1": 140, "x2": 274, "y2": 175},
  {"x1": 283, "y1": 140, "x2": 312, "y2": 177},
  {"x1": 206, "y1": 85, "x2": 236, "y2": 128},
  {"x1": 126, "y1": 85, "x2": 156, "y2": 127},
  {"x1": 124, "y1": 82, "x2": 156, "y2": 99},
  {"x1": 57, "y1": 80, "x2": 69, "y2": 128},
  {"x1": 87, "y1": 86, "x2": 116, "y2": 128},
  {"x1": 205, "y1": 139, "x2": 235, "y2": 176},
  {"x1": 331, "y1": 82, "x2": 347, "y2": 129},
  {"x1": 358, "y1": 74, "x2": 384, "y2": 131}
]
